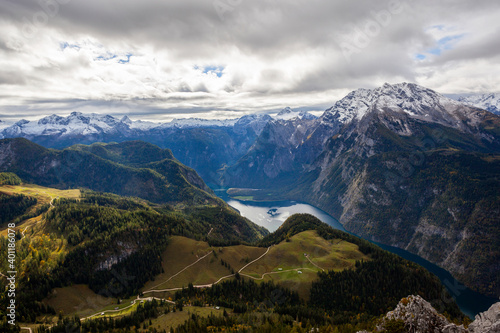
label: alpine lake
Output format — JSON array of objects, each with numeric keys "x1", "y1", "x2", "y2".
[{"x1": 213, "y1": 188, "x2": 499, "y2": 318}]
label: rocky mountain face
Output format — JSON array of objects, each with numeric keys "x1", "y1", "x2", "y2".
[
  {"x1": 222, "y1": 114, "x2": 322, "y2": 187},
  {"x1": 307, "y1": 84, "x2": 500, "y2": 298},
  {"x1": 359, "y1": 295, "x2": 500, "y2": 333},
  {"x1": 223, "y1": 83, "x2": 500, "y2": 298},
  {"x1": 458, "y1": 93, "x2": 500, "y2": 115},
  {"x1": 224, "y1": 83, "x2": 500, "y2": 187},
  {"x1": 469, "y1": 300, "x2": 500, "y2": 333}
]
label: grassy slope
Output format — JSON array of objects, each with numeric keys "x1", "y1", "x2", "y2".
[
  {"x1": 43, "y1": 285, "x2": 115, "y2": 317},
  {"x1": 240, "y1": 230, "x2": 369, "y2": 299},
  {"x1": 0, "y1": 184, "x2": 80, "y2": 237},
  {"x1": 149, "y1": 306, "x2": 224, "y2": 332},
  {"x1": 243, "y1": 230, "x2": 367, "y2": 275},
  {"x1": 139, "y1": 231, "x2": 368, "y2": 301},
  {"x1": 43, "y1": 235, "x2": 266, "y2": 316},
  {"x1": 0, "y1": 138, "x2": 217, "y2": 205},
  {"x1": 141, "y1": 236, "x2": 267, "y2": 292}
]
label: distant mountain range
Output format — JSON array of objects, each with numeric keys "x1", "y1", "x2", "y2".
[
  {"x1": 457, "y1": 93, "x2": 500, "y2": 115},
  {"x1": 0, "y1": 108, "x2": 317, "y2": 139},
  {"x1": 1, "y1": 82, "x2": 499, "y2": 298},
  {"x1": 0, "y1": 108, "x2": 315, "y2": 185}
]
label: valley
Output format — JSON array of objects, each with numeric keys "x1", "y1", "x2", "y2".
[
  {"x1": 219, "y1": 83, "x2": 500, "y2": 299},
  {"x1": 2, "y1": 1, "x2": 500, "y2": 330},
  {"x1": 1, "y1": 82, "x2": 499, "y2": 332},
  {"x1": 0, "y1": 173, "x2": 468, "y2": 332},
  {"x1": 220, "y1": 194, "x2": 498, "y2": 318}
]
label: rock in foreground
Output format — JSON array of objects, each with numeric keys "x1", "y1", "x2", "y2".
[{"x1": 359, "y1": 295, "x2": 500, "y2": 332}]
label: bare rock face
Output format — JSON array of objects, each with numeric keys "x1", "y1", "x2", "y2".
[
  {"x1": 469, "y1": 302, "x2": 500, "y2": 333},
  {"x1": 375, "y1": 295, "x2": 467, "y2": 333},
  {"x1": 356, "y1": 295, "x2": 500, "y2": 332}
]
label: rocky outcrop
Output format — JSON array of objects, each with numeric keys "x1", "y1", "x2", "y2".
[
  {"x1": 377, "y1": 295, "x2": 466, "y2": 332},
  {"x1": 358, "y1": 295, "x2": 500, "y2": 333},
  {"x1": 469, "y1": 302, "x2": 500, "y2": 333}
]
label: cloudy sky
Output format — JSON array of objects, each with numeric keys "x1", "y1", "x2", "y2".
[{"x1": 0, "y1": 0, "x2": 499, "y2": 121}]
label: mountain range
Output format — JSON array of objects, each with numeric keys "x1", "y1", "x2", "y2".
[
  {"x1": 1, "y1": 82, "x2": 500, "y2": 332},
  {"x1": 458, "y1": 93, "x2": 500, "y2": 115},
  {"x1": 224, "y1": 83, "x2": 500, "y2": 298},
  {"x1": 1, "y1": 83, "x2": 499, "y2": 299},
  {"x1": 0, "y1": 108, "x2": 315, "y2": 184}
]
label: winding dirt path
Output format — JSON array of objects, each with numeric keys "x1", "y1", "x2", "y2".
[
  {"x1": 146, "y1": 250, "x2": 213, "y2": 291},
  {"x1": 144, "y1": 245, "x2": 271, "y2": 294},
  {"x1": 305, "y1": 254, "x2": 325, "y2": 271},
  {"x1": 81, "y1": 296, "x2": 175, "y2": 321},
  {"x1": 240, "y1": 267, "x2": 317, "y2": 281},
  {"x1": 238, "y1": 246, "x2": 271, "y2": 273},
  {"x1": 77, "y1": 244, "x2": 319, "y2": 324}
]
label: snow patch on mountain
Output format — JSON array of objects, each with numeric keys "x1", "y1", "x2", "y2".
[
  {"x1": 0, "y1": 119, "x2": 13, "y2": 131},
  {"x1": 274, "y1": 107, "x2": 317, "y2": 121},
  {"x1": 321, "y1": 82, "x2": 473, "y2": 130},
  {"x1": 3, "y1": 112, "x2": 125, "y2": 137},
  {"x1": 457, "y1": 93, "x2": 500, "y2": 115},
  {"x1": 158, "y1": 117, "x2": 238, "y2": 129}
]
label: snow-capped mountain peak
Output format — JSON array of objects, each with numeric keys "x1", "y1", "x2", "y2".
[
  {"x1": 0, "y1": 112, "x2": 273, "y2": 140},
  {"x1": 120, "y1": 115, "x2": 133, "y2": 125},
  {"x1": 274, "y1": 107, "x2": 317, "y2": 121},
  {"x1": 1, "y1": 112, "x2": 128, "y2": 138},
  {"x1": 158, "y1": 117, "x2": 238, "y2": 129},
  {"x1": 457, "y1": 93, "x2": 500, "y2": 115},
  {"x1": 233, "y1": 114, "x2": 273, "y2": 135},
  {"x1": 322, "y1": 82, "x2": 468, "y2": 129},
  {"x1": 277, "y1": 107, "x2": 293, "y2": 116},
  {"x1": 0, "y1": 119, "x2": 11, "y2": 135},
  {"x1": 38, "y1": 114, "x2": 64, "y2": 125}
]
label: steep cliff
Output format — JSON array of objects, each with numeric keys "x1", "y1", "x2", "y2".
[{"x1": 224, "y1": 83, "x2": 500, "y2": 297}]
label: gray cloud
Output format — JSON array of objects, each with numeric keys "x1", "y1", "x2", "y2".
[
  {"x1": 0, "y1": 70, "x2": 27, "y2": 85},
  {"x1": 0, "y1": 0, "x2": 499, "y2": 119}
]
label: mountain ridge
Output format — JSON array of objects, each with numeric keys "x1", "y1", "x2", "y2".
[
  {"x1": 0, "y1": 138, "x2": 218, "y2": 205},
  {"x1": 222, "y1": 83, "x2": 500, "y2": 298},
  {"x1": 458, "y1": 93, "x2": 500, "y2": 115}
]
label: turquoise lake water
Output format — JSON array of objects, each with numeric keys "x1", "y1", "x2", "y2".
[{"x1": 214, "y1": 189, "x2": 498, "y2": 318}]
